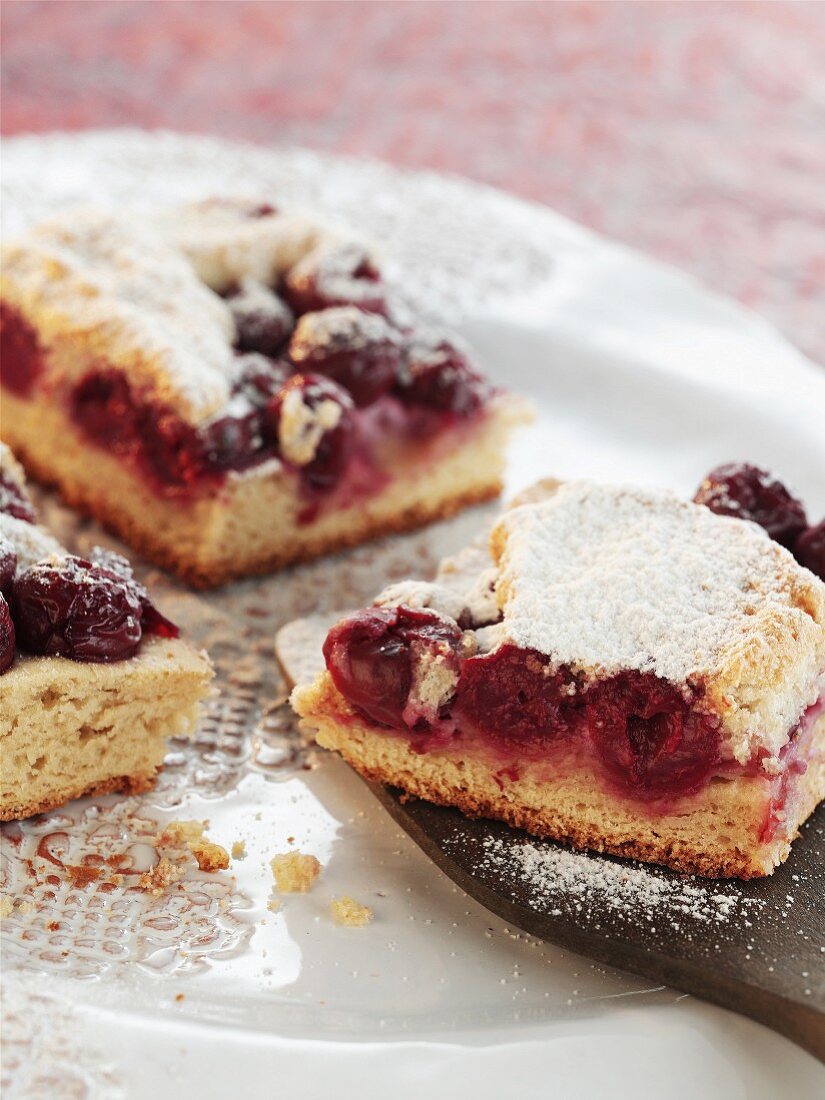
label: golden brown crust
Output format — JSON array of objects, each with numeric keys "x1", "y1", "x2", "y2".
[
  {"x1": 294, "y1": 672, "x2": 825, "y2": 879},
  {"x1": 0, "y1": 771, "x2": 157, "y2": 822}
]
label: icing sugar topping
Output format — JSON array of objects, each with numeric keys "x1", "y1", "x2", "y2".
[
  {"x1": 493, "y1": 481, "x2": 822, "y2": 687},
  {"x1": 0, "y1": 514, "x2": 63, "y2": 571}
]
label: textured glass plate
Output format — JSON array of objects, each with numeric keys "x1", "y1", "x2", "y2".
[{"x1": 1, "y1": 132, "x2": 823, "y2": 1100}]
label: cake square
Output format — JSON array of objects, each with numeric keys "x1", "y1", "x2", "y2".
[
  {"x1": 292, "y1": 480, "x2": 825, "y2": 878},
  {"x1": 0, "y1": 199, "x2": 530, "y2": 586},
  {"x1": 0, "y1": 444, "x2": 213, "y2": 820}
]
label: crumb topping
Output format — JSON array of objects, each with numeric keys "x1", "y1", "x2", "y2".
[
  {"x1": 270, "y1": 850, "x2": 321, "y2": 893},
  {"x1": 278, "y1": 385, "x2": 343, "y2": 467},
  {"x1": 330, "y1": 896, "x2": 373, "y2": 927},
  {"x1": 158, "y1": 820, "x2": 230, "y2": 873}
]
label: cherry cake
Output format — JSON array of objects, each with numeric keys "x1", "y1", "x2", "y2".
[
  {"x1": 293, "y1": 479, "x2": 825, "y2": 878},
  {"x1": 0, "y1": 443, "x2": 213, "y2": 819},
  {"x1": 0, "y1": 200, "x2": 530, "y2": 586}
]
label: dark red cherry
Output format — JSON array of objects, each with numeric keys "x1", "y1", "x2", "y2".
[
  {"x1": 288, "y1": 308, "x2": 402, "y2": 407},
  {"x1": 269, "y1": 374, "x2": 355, "y2": 490},
  {"x1": 587, "y1": 672, "x2": 720, "y2": 797},
  {"x1": 283, "y1": 242, "x2": 386, "y2": 316},
  {"x1": 454, "y1": 644, "x2": 580, "y2": 749},
  {"x1": 0, "y1": 302, "x2": 43, "y2": 395},
  {"x1": 795, "y1": 520, "x2": 825, "y2": 580},
  {"x1": 694, "y1": 463, "x2": 807, "y2": 548},
  {"x1": 13, "y1": 556, "x2": 143, "y2": 661},
  {"x1": 0, "y1": 535, "x2": 18, "y2": 600},
  {"x1": 0, "y1": 468, "x2": 36, "y2": 524},
  {"x1": 398, "y1": 335, "x2": 488, "y2": 416},
  {"x1": 89, "y1": 547, "x2": 179, "y2": 638},
  {"x1": 227, "y1": 282, "x2": 294, "y2": 357},
  {"x1": 231, "y1": 352, "x2": 292, "y2": 406},
  {"x1": 324, "y1": 605, "x2": 464, "y2": 730},
  {"x1": 71, "y1": 370, "x2": 141, "y2": 454},
  {"x1": 0, "y1": 594, "x2": 15, "y2": 673}
]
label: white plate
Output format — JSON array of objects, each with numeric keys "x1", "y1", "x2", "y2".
[{"x1": 2, "y1": 131, "x2": 824, "y2": 1100}]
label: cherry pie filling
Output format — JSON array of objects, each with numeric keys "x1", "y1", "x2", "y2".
[
  {"x1": 324, "y1": 608, "x2": 823, "y2": 832},
  {"x1": 0, "y1": 245, "x2": 494, "y2": 520}
]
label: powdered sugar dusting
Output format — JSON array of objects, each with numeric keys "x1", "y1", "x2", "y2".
[{"x1": 474, "y1": 833, "x2": 754, "y2": 929}]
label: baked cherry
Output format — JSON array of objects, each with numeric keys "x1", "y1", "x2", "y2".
[
  {"x1": 283, "y1": 242, "x2": 386, "y2": 316},
  {"x1": 0, "y1": 468, "x2": 36, "y2": 524},
  {"x1": 71, "y1": 370, "x2": 141, "y2": 453},
  {"x1": 795, "y1": 520, "x2": 825, "y2": 580},
  {"x1": 324, "y1": 606, "x2": 464, "y2": 730},
  {"x1": 0, "y1": 302, "x2": 43, "y2": 396},
  {"x1": 89, "y1": 547, "x2": 179, "y2": 638},
  {"x1": 0, "y1": 594, "x2": 14, "y2": 674},
  {"x1": 13, "y1": 555, "x2": 143, "y2": 661},
  {"x1": 397, "y1": 335, "x2": 488, "y2": 417},
  {"x1": 455, "y1": 644, "x2": 581, "y2": 749},
  {"x1": 0, "y1": 535, "x2": 18, "y2": 600},
  {"x1": 694, "y1": 463, "x2": 807, "y2": 548},
  {"x1": 269, "y1": 373, "x2": 355, "y2": 490},
  {"x1": 231, "y1": 352, "x2": 292, "y2": 406},
  {"x1": 288, "y1": 307, "x2": 402, "y2": 407},
  {"x1": 227, "y1": 281, "x2": 294, "y2": 357},
  {"x1": 587, "y1": 672, "x2": 720, "y2": 797}
]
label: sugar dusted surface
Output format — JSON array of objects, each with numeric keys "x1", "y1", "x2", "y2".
[{"x1": 0, "y1": 513, "x2": 63, "y2": 570}]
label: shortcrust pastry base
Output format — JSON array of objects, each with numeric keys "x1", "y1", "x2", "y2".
[
  {"x1": 0, "y1": 637, "x2": 213, "y2": 820},
  {"x1": 1, "y1": 389, "x2": 525, "y2": 587},
  {"x1": 294, "y1": 673, "x2": 825, "y2": 879}
]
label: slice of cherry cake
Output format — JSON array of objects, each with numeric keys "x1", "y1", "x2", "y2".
[
  {"x1": 293, "y1": 480, "x2": 825, "y2": 878},
  {"x1": 0, "y1": 200, "x2": 530, "y2": 587},
  {"x1": 0, "y1": 443, "x2": 213, "y2": 820}
]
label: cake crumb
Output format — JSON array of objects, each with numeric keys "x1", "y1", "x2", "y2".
[
  {"x1": 139, "y1": 856, "x2": 182, "y2": 896},
  {"x1": 175, "y1": 993, "x2": 185, "y2": 1002},
  {"x1": 267, "y1": 897, "x2": 282, "y2": 914},
  {"x1": 66, "y1": 864, "x2": 101, "y2": 888},
  {"x1": 159, "y1": 819, "x2": 230, "y2": 872},
  {"x1": 0, "y1": 896, "x2": 14, "y2": 918},
  {"x1": 17, "y1": 899, "x2": 35, "y2": 915},
  {"x1": 231, "y1": 839, "x2": 247, "y2": 860},
  {"x1": 270, "y1": 851, "x2": 321, "y2": 893},
  {"x1": 330, "y1": 896, "x2": 373, "y2": 927}
]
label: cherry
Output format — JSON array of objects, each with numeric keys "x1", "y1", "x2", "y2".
[
  {"x1": 0, "y1": 468, "x2": 36, "y2": 524},
  {"x1": 694, "y1": 462, "x2": 807, "y2": 548},
  {"x1": 231, "y1": 352, "x2": 292, "y2": 406},
  {"x1": 0, "y1": 303, "x2": 43, "y2": 395},
  {"x1": 71, "y1": 370, "x2": 141, "y2": 454},
  {"x1": 269, "y1": 374, "x2": 355, "y2": 490},
  {"x1": 283, "y1": 242, "x2": 386, "y2": 316},
  {"x1": 324, "y1": 606, "x2": 464, "y2": 729},
  {"x1": 0, "y1": 594, "x2": 14, "y2": 673},
  {"x1": 454, "y1": 644, "x2": 581, "y2": 749},
  {"x1": 0, "y1": 535, "x2": 18, "y2": 599},
  {"x1": 227, "y1": 281, "x2": 294, "y2": 357},
  {"x1": 795, "y1": 520, "x2": 825, "y2": 581},
  {"x1": 288, "y1": 307, "x2": 402, "y2": 407},
  {"x1": 586, "y1": 672, "x2": 720, "y2": 797},
  {"x1": 398, "y1": 335, "x2": 488, "y2": 416},
  {"x1": 13, "y1": 555, "x2": 143, "y2": 662},
  {"x1": 89, "y1": 547, "x2": 179, "y2": 638}
]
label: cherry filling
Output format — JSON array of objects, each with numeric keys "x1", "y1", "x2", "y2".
[
  {"x1": 288, "y1": 308, "x2": 403, "y2": 408},
  {"x1": 0, "y1": 469, "x2": 36, "y2": 524},
  {"x1": 324, "y1": 606, "x2": 464, "y2": 731},
  {"x1": 694, "y1": 462, "x2": 807, "y2": 548},
  {"x1": 283, "y1": 243, "x2": 387, "y2": 317},
  {"x1": 585, "y1": 673, "x2": 720, "y2": 797},
  {"x1": 397, "y1": 336, "x2": 489, "y2": 420},
  {"x1": 325, "y1": 616, "x2": 724, "y2": 802},
  {"x1": 0, "y1": 594, "x2": 14, "y2": 673},
  {"x1": 13, "y1": 556, "x2": 144, "y2": 662},
  {"x1": 0, "y1": 303, "x2": 43, "y2": 396},
  {"x1": 269, "y1": 374, "x2": 356, "y2": 491},
  {"x1": 0, "y1": 537, "x2": 17, "y2": 601},
  {"x1": 795, "y1": 520, "x2": 825, "y2": 581}
]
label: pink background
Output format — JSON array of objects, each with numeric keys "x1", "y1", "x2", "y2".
[{"x1": 2, "y1": 0, "x2": 824, "y2": 363}]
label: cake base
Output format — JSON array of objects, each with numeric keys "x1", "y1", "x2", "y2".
[
  {"x1": 1, "y1": 389, "x2": 526, "y2": 587},
  {"x1": 0, "y1": 637, "x2": 213, "y2": 820},
  {"x1": 294, "y1": 673, "x2": 825, "y2": 879}
]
